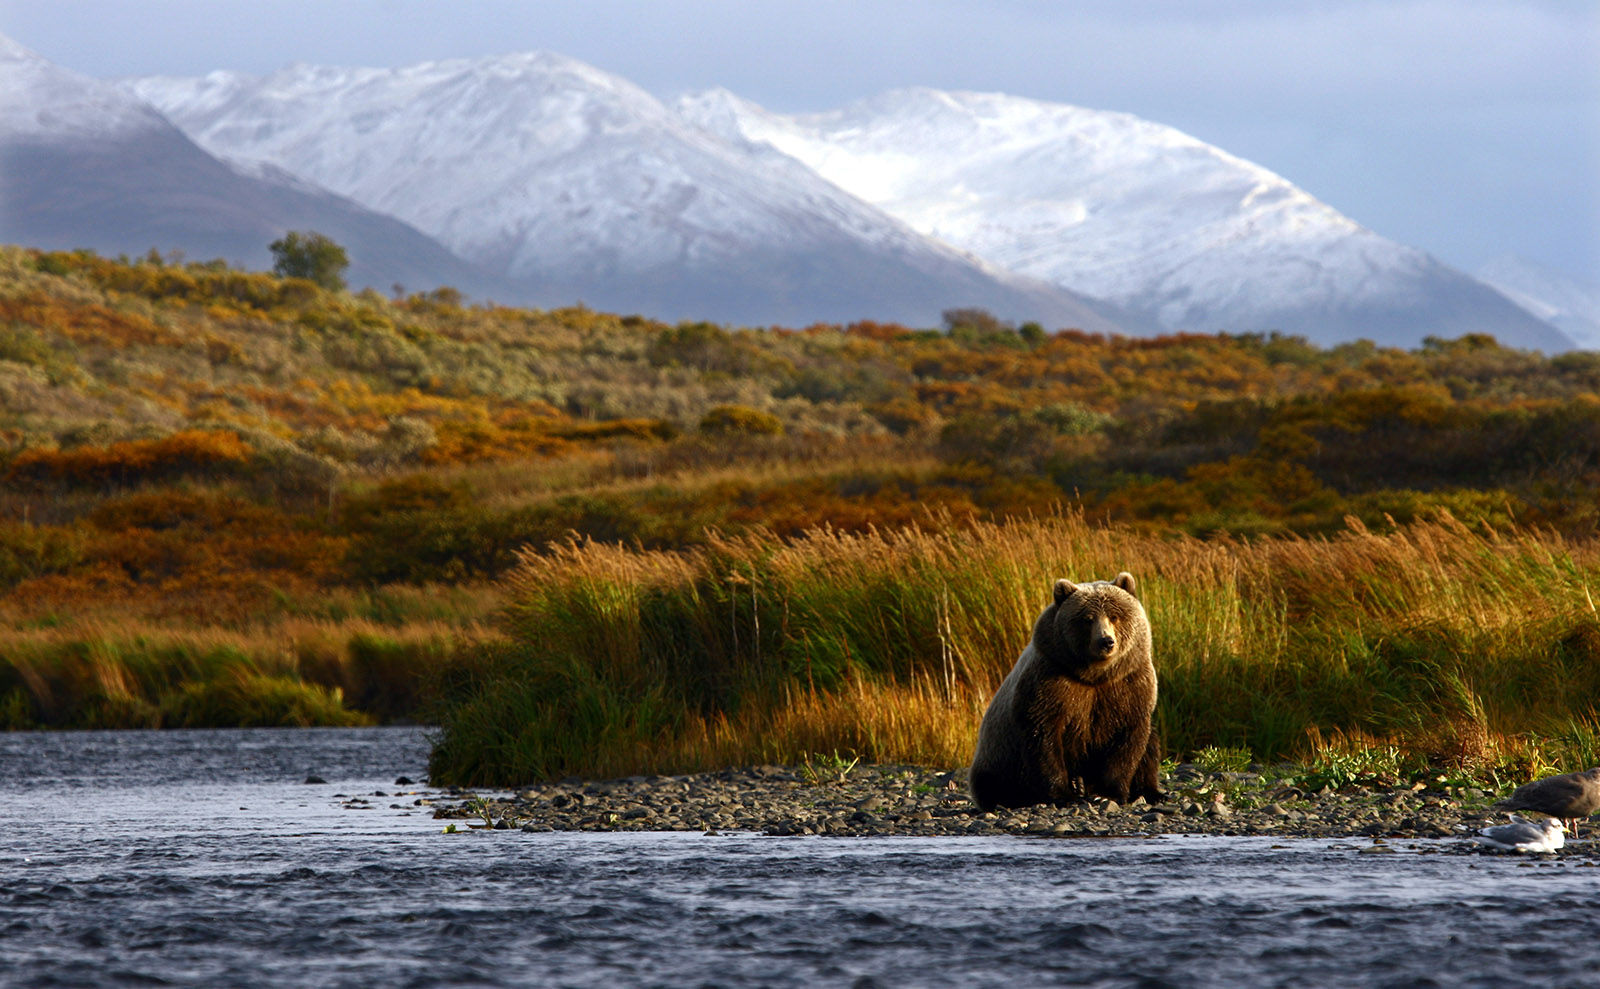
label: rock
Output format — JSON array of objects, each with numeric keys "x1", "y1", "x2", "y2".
[
  {"x1": 304, "y1": 775, "x2": 327, "y2": 784},
  {"x1": 394, "y1": 776, "x2": 415, "y2": 786},
  {"x1": 427, "y1": 759, "x2": 1515, "y2": 843}
]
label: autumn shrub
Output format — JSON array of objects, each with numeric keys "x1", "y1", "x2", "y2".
[
  {"x1": 0, "y1": 324, "x2": 58, "y2": 370},
  {"x1": 0, "y1": 522, "x2": 86, "y2": 590},
  {"x1": 648, "y1": 321, "x2": 769, "y2": 374},
  {"x1": 699, "y1": 404, "x2": 784, "y2": 436},
  {"x1": 342, "y1": 485, "x2": 729, "y2": 585},
  {"x1": 0, "y1": 490, "x2": 351, "y2": 610},
  {"x1": 7, "y1": 430, "x2": 252, "y2": 490}
]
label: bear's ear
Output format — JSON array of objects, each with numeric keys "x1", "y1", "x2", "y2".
[
  {"x1": 1113, "y1": 572, "x2": 1138, "y2": 598},
  {"x1": 1053, "y1": 578, "x2": 1078, "y2": 604}
]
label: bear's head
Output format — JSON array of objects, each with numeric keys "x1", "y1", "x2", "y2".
[{"x1": 1034, "y1": 572, "x2": 1151, "y2": 683}]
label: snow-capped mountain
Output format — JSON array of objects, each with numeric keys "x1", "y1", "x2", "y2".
[
  {"x1": 678, "y1": 87, "x2": 1573, "y2": 351},
  {"x1": 125, "y1": 54, "x2": 1132, "y2": 331},
  {"x1": 11, "y1": 36, "x2": 1574, "y2": 346},
  {"x1": 0, "y1": 33, "x2": 168, "y2": 141},
  {"x1": 0, "y1": 34, "x2": 507, "y2": 297},
  {"x1": 1477, "y1": 255, "x2": 1600, "y2": 351}
]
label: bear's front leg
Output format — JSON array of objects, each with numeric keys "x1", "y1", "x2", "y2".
[
  {"x1": 1039, "y1": 722, "x2": 1083, "y2": 806},
  {"x1": 1132, "y1": 731, "x2": 1163, "y2": 802},
  {"x1": 1087, "y1": 724, "x2": 1150, "y2": 804}
]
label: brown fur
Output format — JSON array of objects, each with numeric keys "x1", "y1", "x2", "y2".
[{"x1": 969, "y1": 573, "x2": 1161, "y2": 810}]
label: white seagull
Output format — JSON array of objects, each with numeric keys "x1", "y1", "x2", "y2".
[{"x1": 1475, "y1": 814, "x2": 1565, "y2": 853}]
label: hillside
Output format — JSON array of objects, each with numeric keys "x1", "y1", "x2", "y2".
[
  {"x1": 3, "y1": 248, "x2": 1599, "y2": 776},
  {"x1": 4, "y1": 246, "x2": 1598, "y2": 561}
]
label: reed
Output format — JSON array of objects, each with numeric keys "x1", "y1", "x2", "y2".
[{"x1": 429, "y1": 512, "x2": 1600, "y2": 785}]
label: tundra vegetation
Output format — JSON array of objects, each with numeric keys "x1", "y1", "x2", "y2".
[{"x1": 1, "y1": 246, "x2": 1597, "y2": 786}]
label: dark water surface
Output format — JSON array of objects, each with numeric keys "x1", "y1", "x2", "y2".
[{"x1": 1, "y1": 728, "x2": 1597, "y2": 988}]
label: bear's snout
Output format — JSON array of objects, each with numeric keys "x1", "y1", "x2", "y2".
[{"x1": 1089, "y1": 614, "x2": 1118, "y2": 656}]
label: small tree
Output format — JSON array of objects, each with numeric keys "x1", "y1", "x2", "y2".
[
  {"x1": 941, "y1": 307, "x2": 1011, "y2": 336},
  {"x1": 269, "y1": 231, "x2": 349, "y2": 291}
]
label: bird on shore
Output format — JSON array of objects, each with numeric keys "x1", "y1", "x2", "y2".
[
  {"x1": 1494, "y1": 766, "x2": 1600, "y2": 836},
  {"x1": 1475, "y1": 815, "x2": 1565, "y2": 853}
]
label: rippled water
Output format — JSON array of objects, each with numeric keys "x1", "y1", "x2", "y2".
[{"x1": 2, "y1": 728, "x2": 1598, "y2": 988}]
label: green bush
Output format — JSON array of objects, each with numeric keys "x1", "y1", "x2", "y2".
[
  {"x1": 0, "y1": 522, "x2": 85, "y2": 590},
  {"x1": 164, "y1": 672, "x2": 368, "y2": 728},
  {"x1": 699, "y1": 404, "x2": 784, "y2": 436}
]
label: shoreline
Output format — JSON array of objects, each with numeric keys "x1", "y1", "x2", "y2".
[{"x1": 427, "y1": 762, "x2": 1599, "y2": 856}]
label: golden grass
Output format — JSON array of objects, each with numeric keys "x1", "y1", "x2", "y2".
[
  {"x1": 0, "y1": 615, "x2": 505, "y2": 728},
  {"x1": 430, "y1": 511, "x2": 1600, "y2": 785}
]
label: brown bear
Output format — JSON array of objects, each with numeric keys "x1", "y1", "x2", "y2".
[{"x1": 969, "y1": 572, "x2": 1161, "y2": 810}]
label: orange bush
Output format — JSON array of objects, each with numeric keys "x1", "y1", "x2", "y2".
[
  {"x1": 0, "y1": 290, "x2": 181, "y2": 348},
  {"x1": 7, "y1": 431, "x2": 253, "y2": 489}
]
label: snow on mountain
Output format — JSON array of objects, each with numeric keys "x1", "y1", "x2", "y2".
[
  {"x1": 126, "y1": 54, "x2": 1132, "y2": 330},
  {"x1": 678, "y1": 87, "x2": 1573, "y2": 351},
  {"x1": 1477, "y1": 255, "x2": 1600, "y2": 350},
  {"x1": 0, "y1": 33, "x2": 169, "y2": 141},
  {"x1": 0, "y1": 34, "x2": 512, "y2": 297}
]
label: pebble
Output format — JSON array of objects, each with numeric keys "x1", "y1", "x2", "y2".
[{"x1": 424, "y1": 761, "x2": 1599, "y2": 851}]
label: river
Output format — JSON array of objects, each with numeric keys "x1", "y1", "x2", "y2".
[{"x1": 1, "y1": 727, "x2": 1595, "y2": 987}]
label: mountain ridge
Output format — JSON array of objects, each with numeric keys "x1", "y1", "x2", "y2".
[
  {"x1": 123, "y1": 51, "x2": 1134, "y2": 331},
  {"x1": 1, "y1": 34, "x2": 1575, "y2": 346},
  {"x1": 677, "y1": 85, "x2": 1573, "y2": 350},
  {"x1": 0, "y1": 35, "x2": 516, "y2": 299},
  {"x1": 1476, "y1": 255, "x2": 1600, "y2": 351}
]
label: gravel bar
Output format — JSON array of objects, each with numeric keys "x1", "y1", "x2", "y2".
[{"x1": 420, "y1": 762, "x2": 1600, "y2": 858}]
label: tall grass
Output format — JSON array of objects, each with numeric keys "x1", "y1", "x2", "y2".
[
  {"x1": 0, "y1": 619, "x2": 499, "y2": 729},
  {"x1": 429, "y1": 512, "x2": 1600, "y2": 785}
]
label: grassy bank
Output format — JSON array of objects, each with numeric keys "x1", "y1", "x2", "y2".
[
  {"x1": 0, "y1": 617, "x2": 499, "y2": 729},
  {"x1": 428, "y1": 513, "x2": 1600, "y2": 786}
]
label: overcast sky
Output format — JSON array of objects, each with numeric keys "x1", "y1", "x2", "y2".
[{"x1": 4, "y1": 0, "x2": 1596, "y2": 283}]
